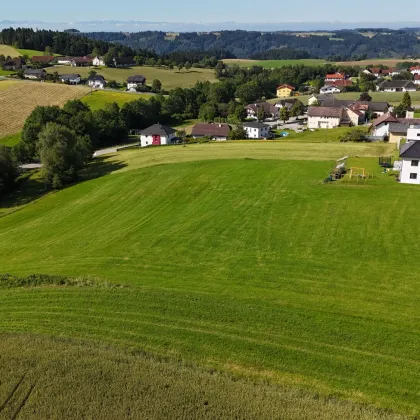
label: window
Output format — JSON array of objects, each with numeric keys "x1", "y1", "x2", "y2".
[
  {"x1": 410, "y1": 173, "x2": 417, "y2": 179},
  {"x1": 411, "y1": 160, "x2": 419, "y2": 167}
]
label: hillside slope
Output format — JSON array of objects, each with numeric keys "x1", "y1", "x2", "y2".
[{"x1": 0, "y1": 143, "x2": 419, "y2": 417}]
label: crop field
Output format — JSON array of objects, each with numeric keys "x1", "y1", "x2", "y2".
[
  {"x1": 0, "y1": 81, "x2": 90, "y2": 137},
  {"x1": 0, "y1": 44, "x2": 21, "y2": 57},
  {"x1": 223, "y1": 58, "x2": 327, "y2": 68},
  {"x1": 47, "y1": 65, "x2": 217, "y2": 90},
  {"x1": 81, "y1": 90, "x2": 151, "y2": 110},
  {"x1": 1, "y1": 141, "x2": 419, "y2": 417}
]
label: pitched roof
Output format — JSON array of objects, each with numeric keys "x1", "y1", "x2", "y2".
[
  {"x1": 24, "y1": 68, "x2": 46, "y2": 75},
  {"x1": 410, "y1": 66, "x2": 420, "y2": 71},
  {"x1": 277, "y1": 84, "x2": 295, "y2": 90},
  {"x1": 389, "y1": 123, "x2": 410, "y2": 133},
  {"x1": 191, "y1": 123, "x2": 230, "y2": 137},
  {"x1": 72, "y1": 57, "x2": 92, "y2": 64},
  {"x1": 378, "y1": 80, "x2": 417, "y2": 89},
  {"x1": 243, "y1": 122, "x2": 270, "y2": 128},
  {"x1": 127, "y1": 75, "x2": 146, "y2": 83},
  {"x1": 372, "y1": 112, "x2": 399, "y2": 127},
  {"x1": 400, "y1": 141, "x2": 420, "y2": 158},
  {"x1": 88, "y1": 75, "x2": 106, "y2": 82},
  {"x1": 60, "y1": 74, "x2": 81, "y2": 79},
  {"x1": 141, "y1": 124, "x2": 176, "y2": 136},
  {"x1": 31, "y1": 56, "x2": 54, "y2": 62},
  {"x1": 307, "y1": 106, "x2": 343, "y2": 118},
  {"x1": 245, "y1": 102, "x2": 278, "y2": 114},
  {"x1": 324, "y1": 79, "x2": 353, "y2": 87},
  {"x1": 317, "y1": 97, "x2": 388, "y2": 113},
  {"x1": 325, "y1": 73, "x2": 345, "y2": 79}
]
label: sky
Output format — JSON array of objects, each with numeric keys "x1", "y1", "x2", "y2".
[{"x1": 2, "y1": 0, "x2": 420, "y2": 28}]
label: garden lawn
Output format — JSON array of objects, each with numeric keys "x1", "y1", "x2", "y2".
[
  {"x1": 0, "y1": 142, "x2": 418, "y2": 416},
  {"x1": 47, "y1": 65, "x2": 217, "y2": 90}
]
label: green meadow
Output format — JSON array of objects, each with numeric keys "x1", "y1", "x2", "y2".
[
  {"x1": 223, "y1": 58, "x2": 327, "y2": 68},
  {"x1": 1, "y1": 141, "x2": 419, "y2": 417},
  {"x1": 81, "y1": 90, "x2": 151, "y2": 110},
  {"x1": 0, "y1": 132, "x2": 20, "y2": 147}
]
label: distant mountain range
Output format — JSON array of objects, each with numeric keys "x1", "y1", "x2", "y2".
[{"x1": 1, "y1": 20, "x2": 420, "y2": 32}]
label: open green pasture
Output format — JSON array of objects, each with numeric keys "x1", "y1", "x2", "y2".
[
  {"x1": 1, "y1": 142, "x2": 419, "y2": 416},
  {"x1": 0, "y1": 132, "x2": 20, "y2": 147},
  {"x1": 16, "y1": 48, "x2": 59, "y2": 57},
  {"x1": 47, "y1": 65, "x2": 217, "y2": 90}
]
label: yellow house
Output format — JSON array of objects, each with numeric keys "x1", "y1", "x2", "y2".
[{"x1": 276, "y1": 84, "x2": 295, "y2": 98}]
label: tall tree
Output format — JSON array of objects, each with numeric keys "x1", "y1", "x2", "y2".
[
  {"x1": 0, "y1": 146, "x2": 18, "y2": 197},
  {"x1": 280, "y1": 107, "x2": 290, "y2": 124}
]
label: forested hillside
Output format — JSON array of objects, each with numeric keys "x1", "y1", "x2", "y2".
[{"x1": 84, "y1": 29, "x2": 420, "y2": 60}]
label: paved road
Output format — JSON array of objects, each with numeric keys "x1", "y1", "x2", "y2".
[{"x1": 93, "y1": 143, "x2": 139, "y2": 157}]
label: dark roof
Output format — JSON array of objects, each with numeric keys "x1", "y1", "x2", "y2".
[
  {"x1": 307, "y1": 106, "x2": 343, "y2": 118},
  {"x1": 191, "y1": 123, "x2": 230, "y2": 137},
  {"x1": 389, "y1": 123, "x2": 410, "y2": 133},
  {"x1": 275, "y1": 98, "x2": 298, "y2": 108},
  {"x1": 31, "y1": 56, "x2": 54, "y2": 62},
  {"x1": 400, "y1": 141, "x2": 420, "y2": 158},
  {"x1": 243, "y1": 122, "x2": 270, "y2": 128},
  {"x1": 245, "y1": 102, "x2": 277, "y2": 114},
  {"x1": 72, "y1": 57, "x2": 92, "y2": 63},
  {"x1": 141, "y1": 124, "x2": 176, "y2": 136},
  {"x1": 372, "y1": 112, "x2": 399, "y2": 127},
  {"x1": 24, "y1": 68, "x2": 46, "y2": 75},
  {"x1": 127, "y1": 75, "x2": 146, "y2": 83},
  {"x1": 88, "y1": 75, "x2": 105, "y2": 82},
  {"x1": 378, "y1": 80, "x2": 417, "y2": 90},
  {"x1": 60, "y1": 74, "x2": 81, "y2": 79},
  {"x1": 317, "y1": 98, "x2": 388, "y2": 112}
]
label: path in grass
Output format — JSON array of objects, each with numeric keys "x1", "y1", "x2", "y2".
[
  {"x1": 47, "y1": 65, "x2": 217, "y2": 90},
  {"x1": 0, "y1": 143, "x2": 418, "y2": 415}
]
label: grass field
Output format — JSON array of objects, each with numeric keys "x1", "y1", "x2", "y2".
[
  {"x1": 16, "y1": 48, "x2": 59, "y2": 58},
  {"x1": 0, "y1": 81, "x2": 90, "y2": 137},
  {"x1": 46, "y1": 65, "x2": 217, "y2": 90},
  {"x1": 0, "y1": 132, "x2": 20, "y2": 147},
  {"x1": 223, "y1": 58, "x2": 328, "y2": 68},
  {"x1": 2, "y1": 141, "x2": 419, "y2": 417},
  {"x1": 335, "y1": 58, "x2": 417, "y2": 67},
  {"x1": 81, "y1": 90, "x2": 151, "y2": 110},
  {"x1": 0, "y1": 44, "x2": 21, "y2": 57}
]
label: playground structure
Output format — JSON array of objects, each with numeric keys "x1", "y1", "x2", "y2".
[
  {"x1": 348, "y1": 167, "x2": 372, "y2": 180},
  {"x1": 324, "y1": 156, "x2": 348, "y2": 182}
]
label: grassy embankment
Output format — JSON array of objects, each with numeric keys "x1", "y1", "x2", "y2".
[{"x1": 2, "y1": 141, "x2": 420, "y2": 418}]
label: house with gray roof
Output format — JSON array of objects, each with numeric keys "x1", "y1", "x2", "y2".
[
  {"x1": 399, "y1": 141, "x2": 420, "y2": 184},
  {"x1": 59, "y1": 74, "x2": 81, "y2": 85},
  {"x1": 377, "y1": 80, "x2": 417, "y2": 92},
  {"x1": 243, "y1": 122, "x2": 271, "y2": 139},
  {"x1": 140, "y1": 124, "x2": 176, "y2": 147},
  {"x1": 23, "y1": 68, "x2": 46, "y2": 80}
]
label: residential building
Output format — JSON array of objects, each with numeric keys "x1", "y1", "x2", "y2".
[
  {"x1": 324, "y1": 79, "x2": 353, "y2": 89},
  {"x1": 414, "y1": 74, "x2": 420, "y2": 85},
  {"x1": 377, "y1": 80, "x2": 417, "y2": 92},
  {"x1": 276, "y1": 84, "x2": 295, "y2": 98},
  {"x1": 113, "y1": 57, "x2": 136, "y2": 68},
  {"x1": 316, "y1": 97, "x2": 388, "y2": 117},
  {"x1": 274, "y1": 98, "x2": 299, "y2": 109},
  {"x1": 71, "y1": 57, "x2": 92, "y2": 67},
  {"x1": 23, "y1": 68, "x2": 46, "y2": 80},
  {"x1": 59, "y1": 74, "x2": 81, "y2": 85},
  {"x1": 372, "y1": 112, "x2": 420, "y2": 142},
  {"x1": 93, "y1": 56, "x2": 105, "y2": 66},
  {"x1": 140, "y1": 124, "x2": 176, "y2": 147},
  {"x1": 191, "y1": 123, "x2": 231, "y2": 140},
  {"x1": 245, "y1": 102, "x2": 279, "y2": 119},
  {"x1": 325, "y1": 73, "x2": 345, "y2": 82},
  {"x1": 399, "y1": 141, "x2": 420, "y2": 184},
  {"x1": 127, "y1": 75, "x2": 146, "y2": 91},
  {"x1": 307, "y1": 94, "x2": 321, "y2": 106},
  {"x1": 320, "y1": 86, "x2": 341, "y2": 95},
  {"x1": 56, "y1": 56, "x2": 73, "y2": 65},
  {"x1": 31, "y1": 56, "x2": 54, "y2": 66},
  {"x1": 345, "y1": 106, "x2": 365, "y2": 126},
  {"x1": 368, "y1": 68, "x2": 382, "y2": 77},
  {"x1": 87, "y1": 75, "x2": 106, "y2": 89},
  {"x1": 307, "y1": 106, "x2": 344, "y2": 129},
  {"x1": 410, "y1": 66, "x2": 420, "y2": 76},
  {"x1": 243, "y1": 122, "x2": 271, "y2": 139},
  {"x1": 407, "y1": 125, "x2": 420, "y2": 141},
  {"x1": 2, "y1": 58, "x2": 22, "y2": 70}
]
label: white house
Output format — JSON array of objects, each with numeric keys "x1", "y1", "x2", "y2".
[
  {"x1": 320, "y1": 86, "x2": 341, "y2": 95},
  {"x1": 93, "y1": 56, "x2": 105, "y2": 66},
  {"x1": 140, "y1": 124, "x2": 176, "y2": 147},
  {"x1": 87, "y1": 75, "x2": 106, "y2": 89},
  {"x1": 307, "y1": 94, "x2": 320, "y2": 106},
  {"x1": 410, "y1": 66, "x2": 420, "y2": 76},
  {"x1": 414, "y1": 75, "x2": 420, "y2": 85},
  {"x1": 60, "y1": 74, "x2": 81, "y2": 85},
  {"x1": 377, "y1": 80, "x2": 417, "y2": 92},
  {"x1": 127, "y1": 75, "x2": 146, "y2": 91},
  {"x1": 307, "y1": 106, "x2": 344, "y2": 129},
  {"x1": 407, "y1": 125, "x2": 420, "y2": 141},
  {"x1": 243, "y1": 122, "x2": 271, "y2": 139},
  {"x1": 57, "y1": 56, "x2": 73, "y2": 65},
  {"x1": 399, "y1": 141, "x2": 420, "y2": 184}
]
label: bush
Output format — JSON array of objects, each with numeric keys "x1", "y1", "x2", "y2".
[{"x1": 339, "y1": 128, "x2": 369, "y2": 142}]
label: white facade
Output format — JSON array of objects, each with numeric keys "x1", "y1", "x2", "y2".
[
  {"x1": 127, "y1": 82, "x2": 142, "y2": 91},
  {"x1": 320, "y1": 86, "x2": 341, "y2": 95},
  {"x1": 60, "y1": 76, "x2": 81, "y2": 85},
  {"x1": 88, "y1": 79, "x2": 105, "y2": 89},
  {"x1": 407, "y1": 126, "x2": 420, "y2": 141},
  {"x1": 380, "y1": 86, "x2": 416, "y2": 92},
  {"x1": 411, "y1": 68, "x2": 420, "y2": 75},
  {"x1": 373, "y1": 123, "x2": 390, "y2": 137},
  {"x1": 93, "y1": 56, "x2": 105, "y2": 66},
  {"x1": 244, "y1": 125, "x2": 270, "y2": 139},
  {"x1": 414, "y1": 77, "x2": 420, "y2": 85},
  {"x1": 57, "y1": 58, "x2": 72, "y2": 65},
  {"x1": 400, "y1": 157, "x2": 420, "y2": 184},
  {"x1": 140, "y1": 133, "x2": 176, "y2": 147},
  {"x1": 307, "y1": 95, "x2": 319, "y2": 106},
  {"x1": 307, "y1": 116, "x2": 341, "y2": 129}
]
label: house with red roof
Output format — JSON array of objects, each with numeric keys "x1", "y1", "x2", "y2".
[
  {"x1": 325, "y1": 72, "x2": 345, "y2": 82},
  {"x1": 410, "y1": 66, "x2": 420, "y2": 76}
]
